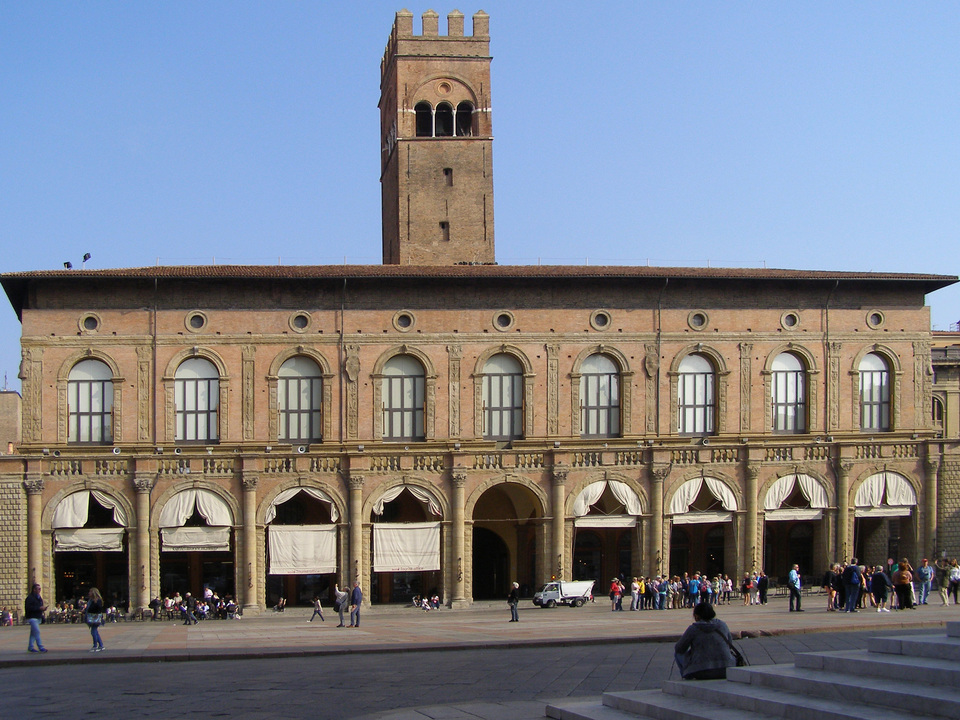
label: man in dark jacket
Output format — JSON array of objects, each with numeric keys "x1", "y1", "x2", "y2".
[
  {"x1": 674, "y1": 602, "x2": 736, "y2": 679},
  {"x1": 841, "y1": 558, "x2": 862, "y2": 612},
  {"x1": 757, "y1": 571, "x2": 769, "y2": 605},
  {"x1": 24, "y1": 583, "x2": 48, "y2": 653}
]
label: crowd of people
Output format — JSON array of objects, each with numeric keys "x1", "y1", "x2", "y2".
[
  {"x1": 147, "y1": 589, "x2": 241, "y2": 622},
  {"x1": 819, "y1": 556, "x2": 960, "y2": 612},
  {"x1": 606, "y1": 572, "x2": 766, "y2": 611}
]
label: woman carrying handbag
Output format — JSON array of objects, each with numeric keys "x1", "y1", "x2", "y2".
[{"x1": 86, "y1": 588, "x2": 105, "y2": 652}]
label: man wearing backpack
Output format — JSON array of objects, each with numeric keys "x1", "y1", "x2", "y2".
[{"x1": 841, "y1": 558, "x2": 862, "y2": 612}]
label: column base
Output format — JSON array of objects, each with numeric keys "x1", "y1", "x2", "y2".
[
  {"x1": 447, "y1": 598, "x2": 472, "y2": 609},
  {"x1": 241, "y1": 604, "x2": 262, "y2": 617}
]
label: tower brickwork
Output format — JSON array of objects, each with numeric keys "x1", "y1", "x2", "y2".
[{"x1": 380, "y1": 10, "x2": 494, "y2": 265}]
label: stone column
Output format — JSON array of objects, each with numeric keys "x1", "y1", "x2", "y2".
[
  {"x1": 745, "y1": 464, "x2": 760, "y2": 571},
  {"x1": 450, "y1": 471, "x2": 467, "y2": 606},
  {"x1": 551, "y1": 469, "x2": 567, "y2": 580},
  {"x1": 241, "y1": 475, "x2": 259, "y2": 612},
  {"x1": 924, "y1": 454, "x2": 940, "y2": 555},
  {"x1": 24, "y1": 475, "x2": 44, "y2": 588},
  {"x1": 349, "y1": 475, "x2": 365, "y2": 586},
  {"x1": 133, "y1": 473, "x2": 155, "y2": 612},
  {"x1": 836, "y1": 460, "x2": 853, "y2": 562},
  {"x1": 649, "y1": 463, "x2": 670, "y2": 576}
]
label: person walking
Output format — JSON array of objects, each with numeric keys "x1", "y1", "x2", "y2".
[
  {"x1": 787, "y1": 564, "x2": 803, "y2": 612},
  {"x1": 333, "y1": 583, "x2": 349, "y2": 627},
  {"x1": 757, "y1": 571, "x2": 769, "y2": 605},
  {"x1": 841, "y1": 558, "x2": 862, "y2": 612},
  {"x1": 348, "y1": 581, "x2": 362, "y2": 628},
  {"x1": 183, "y1": 592, "x2": 199, "y2": 625},
  {"x1": 85, "y1": 587, "x2": 105, "y2": 652},
  {"x1": 507, "y1": 581, "x2": 520, "y2": 622},
  {"x1": 934, "y1": 558, "x2": 951, "y2": 606},
  {"x1": 24, "y1": 582, "x2": 48, "y2": 653},
  {"x1": 948, "y1": 559, "x2": 960, "y2": 604},
  {"x1": 308, "y1": 595, "x2": 325, "y2": 622},
  {"x1": 871, "y1": 565, "x2": 892, "y2": 612}
]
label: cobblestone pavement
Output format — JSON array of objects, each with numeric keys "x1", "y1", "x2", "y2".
[{"x1": 0, "y1": 596, "x2": 952, "y2": 719}]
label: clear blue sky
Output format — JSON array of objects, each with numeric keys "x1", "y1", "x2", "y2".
[{"x1": 2, "y1": 2, "x2": 959, "y2": 391}]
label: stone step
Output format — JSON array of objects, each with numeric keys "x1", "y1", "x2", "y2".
[
  {"x1": 660, "y1": 676, "x2": 917, "y2": 720},
  {"x1": 725, "y1": 662, "x2": 960, "y2": 718},
  {"x1": 545, "y1": 698, "x2": 640, "y2": 720},
  {"x1": 944, "y1": 621, "x2": 960, "y2": 638},
  {"x1": 796, "y1": 648, "x2": 960, "y2": 685},
  {"x1": 601, "y1": 687, "x2": 755, "y2": 720},
  {"x1": 868, "y1": 635, "x2": 960, "y2": 662}
]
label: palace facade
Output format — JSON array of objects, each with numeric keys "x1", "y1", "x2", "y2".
[{"x1": 0, "y1": 11, "x2": 957, "y2": 612}]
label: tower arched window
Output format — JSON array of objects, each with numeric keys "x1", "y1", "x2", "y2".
[
  {"x1": 175, "y1": 357, "x2": 219, "y2": 443},
  {"x1": 435, "y1": 102, "x2": 454, "y2": 137},
  {"x1": 68, "y1": 359, "x2": 113, "y2": 444},
  {"x1": 678, "y1": 353, "x2": 715, "y2": 435},
  {"x1": 771, "y1": 352, "x2": 806, "y2": 433},
  {"x1": 580, "y1": 354, "x2": 620, "y2": 438},
  {"x1": 455, "y1": 101, "x2": 474, "y2": 136},
  {"x1": 278, "y1": 356, "x2": 323, "y2": 443},
  {"x1": 382, "y1": 355, "x2": 425, "y2": 441},
  {"x1": 859, "y1": 352, "x2": 891, "y2": 432},
  {"x1": 482, "y1": 353, "x2": 523, "y2": 441},
  {"x1": 415, "y1": 101, "x2": 433, "y2": 137}
]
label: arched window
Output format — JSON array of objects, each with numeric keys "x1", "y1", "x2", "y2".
[
  {"x1": 175, "y1": 357, "x2": 219, "y2": 443},
  {"x1": 482, "y1": 354, "x2": 523, "y2": 441},
  {"x1": 678, "y1": 354, "x2": 715, "y2": 435},
  {"x1": 382, "y1": 355, "x2": 425, "y2": 441},
  {"x1": 415, "y1": 101, "x2": 433, "y2": 137},
  {"x1": 435, "y1": 102, "x2": 454, "y2": 137},
  {"x1": 278, "y1": 357, "x2": 323, "y2": 443},
  {"x1": 859, "y1": 353, "x2": 890, "y2": 431},
  {"x1": 580, "y1": 354, "x2": 620, "y2": 438},
  {"x1": 771, "y1": 352, "x2": 806, "y2": 433},
  {"x1": 68, "y1": 359, "x2": 113, "y2": 444},
  {"x1": 933, "y1": 396, "x2": 944, "y2": 432},
  {"x1": 455, "y1": 101, "x2": 474, "y2": 136}
]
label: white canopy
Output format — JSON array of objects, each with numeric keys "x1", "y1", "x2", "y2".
[
  {"x1": 669, "y1": 477, "x2": 738, "y2": 515},
  {"x1": 51, "y1": 491, "x2": 128, "y2": 529},
  {"x1": 572, "y1": 480, "x2": 643, "y2": 517},
  {"x1": 161, "y1": 526, "x2": 231, "y2": 552},
  {"x1": 54, "y1": 527, "x2": 125, "y2": 552},
  {"x1": 372, "y1": 485, "x2": 442, "y2": 517},
  {"x1": 265, "y1": 488, "x2": 340, "y2": 524},
  {"x1": 158, "y1": 489, "x2": 233, "y2": 528},
  {"x1": 574, "y1": 516, "x2": 637, "y2": 528},
  {"x1": 373, "y1": 522, "x2": 440, "y2": 572},
  {"x1": 855, "y1": 472, "x2": 916, "y2": 517},
  {"x1": 268, "y1": 525, "x2": 337, "y2": 575},
  {"x1": 764, "y1": 474, "x2": 828, "y2": 512}
]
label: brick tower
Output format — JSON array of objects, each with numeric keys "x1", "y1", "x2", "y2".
[{"x1": 379, "y1": 9, "x2": 494, "y2": 265}]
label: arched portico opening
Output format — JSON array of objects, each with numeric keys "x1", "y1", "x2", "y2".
[
  {"x1": 265, "y1": 487, "x2": 339, "y2": 608},
  {"x1": 52, "y1": 490, "x2": 129, "y2": 607},
  {"x1": 571, "y1": 480, "x2": 643, "y2": 586},
  {"x1": 668, "y1": 477, "x2": 737, "y2": 579},
  {"x1": 854, "y1": 471, "x2": 918, "y2": 564},
  {"x1": 370, "y1": 486, "x2": 442, "y2": 604},
  {"x1": 763, "y1": 473, "x2": 828, "y2": 582},
  {"x1": 158, "y1": 489, "x2": 235, "y2": 600},
  {"x1": 471, "y1": 482, "x2": 542, "y2": 599}
]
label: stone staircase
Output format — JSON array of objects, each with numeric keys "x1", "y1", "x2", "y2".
[{"x1": 546, "y1": 622, "x2": 960, "y2": 720}]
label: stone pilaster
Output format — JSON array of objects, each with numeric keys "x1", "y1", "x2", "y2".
[
  {"x1": 649, "y1": 463, "x2": 670, "y2": 576},
  {"x1": 241, "y1": 474, "x2": 259, "y2": 611},
  {"x1": 450, "y1": 471, "x2": 467, "y2": 606},
  {"x1": 551, "y1": 468, "x2": 567, "y2": 580},
  {"x1": 924, "y1": 454, "x2": 940, "y2": 556},
  {"x1": 349, "y1": 475, "x2": 364, "y2": 586},
  {"x1": 836, "y1": 459, "x2": 854, "y2": 561},
  {"x1": 745, "y1": 463, "x2": 760, "y2": 571},
  {"x1": 132, "y1": 473, "x2": 155, "y2": 611},
  {"x1": 24, "y1": 475, "x2": 44, "y2": 588}
]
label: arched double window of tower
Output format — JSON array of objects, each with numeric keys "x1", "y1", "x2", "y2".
[
  {"x1": 68, "y1": 359, "x2": 114, "y2": 444},
  {"x1": 414, "y1": 100, "x2": 475, "y2": 138}
]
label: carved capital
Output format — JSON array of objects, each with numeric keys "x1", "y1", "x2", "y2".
[
  {"x1": 836, "y1": 459, "x2": 855, "y2": 477},
  {"x1": 450, "y1": 471, "x2": 467, "y2": 488},
  {"x1": 349, "y1": 475, "x2": 365, "y2": 491},
  {"x1": 446, "y1": 344, "x2": 463, "y2": 360},
  {"x1": 924, "y1": 456, "x2": 941, "y2": 475},
  {"x1": 650, "y1": 463, "x2": 671, "y2": 483},
  {"x1": 132, "y1": 473, "x2": 156, "y2": 493},
  {"x1": 552, "y1": 468, "x2": 568, "y2": 486},
  {"x1": 242, "y1": 475, "x2": 259, "y2": 492},
  {"x1": 745, "y1": 464, "x2": 761, "y2": 481},
  {"x1": 23, "y1": 476, "x2": 44, "y2": 495}
]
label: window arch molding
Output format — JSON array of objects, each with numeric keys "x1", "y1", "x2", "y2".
[
  {"x1": 761, "y1": 344, "x2": 820, "y2": 433},
  {"x1": 41, "y1": 481, "x2": 135, "y2": 532},
  {"x1": 257, "y1": 477, "x2": 346, "y2": 526},
  {"x1": 850, "y1": 467, "x2": 920, "y2": 513},
  {"x1": 463, "y1": 473, "x2": 549, "y2": 521},
  {"x1": 361, "y1": 475, "x2": 449, "y2": 522},
  {"x1": 849, "y1": 344, "x2": 902, "y2": 431},
  {"x1": 570, "y1": 345, "x2": 633, "y2": 437},
  {"x1": 161, "y1": 348, "x2": 230, "y2": 444},
  {"x1": 266, "y1": 348, "x2": 334, "y2": 444},
  {"x1": 668, "y1": 345, "x2": 730, "y2": 436},
  {"x1": 472, "y1": 345, "x2": 535, "y2": 440},
  {"x1": 565, "y1": 471, "x2": 648, "y2": 517},
  {"x1": 371, "y1": 346, "x2": 438, "y2": 441},
  {"x1": 409, "y1": 74, "x2": 482, "y2": 136},
  {"x1": 56, "y1": 350, "x2": 124, "y2": 445},
  {"x1": 150, "y1": 480, "x2": 240, "y2": 530},
  {"x1": 665, "y1": 471, "x2": 740, "y2": 516}
]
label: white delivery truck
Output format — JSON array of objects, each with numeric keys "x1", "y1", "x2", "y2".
[{"x1": 532, "y1": 580, "x2": 595, "y2": 608}]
